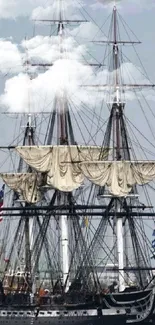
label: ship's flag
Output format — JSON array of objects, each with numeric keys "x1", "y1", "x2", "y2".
[
  {"x1": 151, "y1": 229, "x2": 155, "y2": 258},
  {"x1": 4, "y1": 258, "x2": 9, "y2": 263},
  {"x1": 0, "y1": 184, "x2": 5, "y2": 217},
  {"x1": 152, "y1": 239, "x2": 155, "y2": 249},
  {"x1": 81, "y1": 216, "x2": 89, "y2": 228}
]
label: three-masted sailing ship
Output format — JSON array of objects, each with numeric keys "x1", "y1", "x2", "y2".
[{"x1": 0, "y1": 1, "x2": 155, "y2": 324}]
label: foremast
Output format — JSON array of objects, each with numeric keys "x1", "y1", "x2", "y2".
[
  {"x1": 24, "y1": 115, "x2": 35, "y2": 278},
  {"x1": 2, "y1": 112, "x2": 37, "y2": 294}
]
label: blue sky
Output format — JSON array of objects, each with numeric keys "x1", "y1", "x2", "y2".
[
  {"x1": 0, "y1": 0, "x2": 154, "y2": 78},
  {"x1": 0, "y1": 0, "x2": 154, "y2": 148}
]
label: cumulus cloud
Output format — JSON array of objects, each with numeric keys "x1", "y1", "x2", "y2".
[
  {"x1": 93, "y1": 62, "x2": 153, "y2": 103},
  {"x1": 32, "y1": 0, "x2": 84, "y2": 20},
  {"x1": 0, "y1": 21, "x2": 100, "y2": 76},
  {"x1": 22, "y1": 35, "x2": 87, "y2": 64},
  {"x1": 0, "y1": 0, "x2": 153, "y2": 115},
  {"x1": 0, "y1": 19, "x2": 104, "y2": 113},
  {"x1": 0, "y1": 0, "x2": 43, "y2": 19},
  {"x1": 0, "y1": 23, "x2": 95, "y2": 74},
  {"x1": 0, "y1": 0, "x2": 84, "y2": 19},
  {"x1": 68, "y1": 22, "x2": 101, "y2": 41},
  {"x1": 0, "y1": 59, "x2": 96, "y2": 113},
  {"x1": 1, "y1": 58, "x2": 153, "y2": 114},
  {"x1": 0, "y1": 0, "x2": 154, "y2": 19},
  {"x1": 0, "y1": 39, "x2": 22, "y2": 73}
]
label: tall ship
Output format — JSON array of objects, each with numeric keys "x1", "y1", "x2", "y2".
[{"x1": 0, "y1": 0, "x2": 154, "y2": 324}]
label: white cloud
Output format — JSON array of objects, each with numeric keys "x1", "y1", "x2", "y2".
[
  {"x1": 93, "y1": 62, "x2": 153, "y2": 103},
  {"x1": 22, "y1": 35, "x2": 87, "y2": 63},
  {"x1": 0, "y1": 22, "x2": 93, "y2": 74},
  {"x1": 0, "y1": 22, "x2": 101, "y2": 75},
  {"x1": 1, "y1": 59, "x2": 153, "y2": 114},
  {"x1": 0, "y1": 0, "x2": 43, "y2": 19},
  {"x1": 32, "y1": 0, "x2": 84, "y2": 20},
  {"x1": 0, "y1": 0, "x2": 84, "y2": 19},
  {"x1": 0, "y1": 39, "x2": 22, "y2": 73},
  {"x1": 0, "y1": 0, "x2": 154, "y2": 19},
  {"x1": 68, "y1": 22, "x2": 100, "y2": 41},
  {"x1": 0, "y1": 59, "x2": 96, "y2": 113}
]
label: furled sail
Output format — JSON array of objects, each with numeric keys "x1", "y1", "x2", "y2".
[
  {"x1": 80, "y1": 161, "x2": 155, "y2": 196},
  {"x1": 1, "y1": 173, "x2": 42, "y2": 203},
  {"x1": 15, "y1": 146, "x2": 155, "y2": 196},
  {"x1": 15, "y1": 145, "x2": 109, "y2": 192}
]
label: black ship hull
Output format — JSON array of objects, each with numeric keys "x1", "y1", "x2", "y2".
[
  {"x1": 0, "y1": 310, "x2": 126, "y2": 325},
  {"x1": 0, "y1": 288, "x2": 154, "y2": 325}
]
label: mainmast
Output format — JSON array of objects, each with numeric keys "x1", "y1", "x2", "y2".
[
  {"x1": 112, "y1": 6, "x2": 125, "y2": 292},
  {"x1": 34, "y1": 0, "x2": 86, "y2": 292},
  {"x1": 57, "y1": 6, "x2": 70, "y2": 292},
  {"x1": 57, "y1": 8, "x2": 68, "y2": 145}
]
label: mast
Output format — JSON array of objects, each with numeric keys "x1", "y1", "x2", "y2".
[
  {"x1": 61, "y1": 214, "x2": 69, "y2": 291},
  {"x1": 39, "y1": 0, "x2": 98, "y2": 292},
  {"x1": 99, "y1": 5, "x2": 155, "y2": 291},
  {"x1": 21, "y1": 0, "x2": 93, "y2": 293},
  {"x1": 57, "y1": 5, "x2": 70, "y2": 291},
  {"x1": 91, "y1": 5, "x2": 155, "y2": 291},
  {"x1": 112, "y1": 6, "x2": 125, "y2": 292},
  {"x1": 40, "y1": 0, "x2": 73, "y2": 292},
  {"x1": 24, "y1": 114, "x2": 35, "y2": 279},
  {"x1": 22, "y1": 54, "x2": 36, "y2": 279}
]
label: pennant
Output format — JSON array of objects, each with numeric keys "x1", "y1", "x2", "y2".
[
  {"x1": 0, "y1": 184, "x2": 5, "y2": 216},
  {"x1": 4, "y1": 258, "x2": 9, "y2": 263},
  {"x1": 85, "y1": 216, "x2": 89, "y2": 227},
  {"x1": 0, "y1": 184, "x2": 5, "y2": 200},
  {"x1": 81, "y1": 216, "x2": 89, "y2": 228},
  {"x1": 152, "y1": 239, "x2": 155, "y2": 249}
]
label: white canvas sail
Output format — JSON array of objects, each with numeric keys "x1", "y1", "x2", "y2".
[
  {"x1": 81, "y1": 161, "x2": 155, "y2": 196},
  {"x1": 14, "y1": 145, "x2": 155, "y2": 196},
  {"x1": 1, "y1": 173, "x2": 42, "y2": 203},
  {"x1": 15, "y1": 145, "x2": 109, "y2": 192}
]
